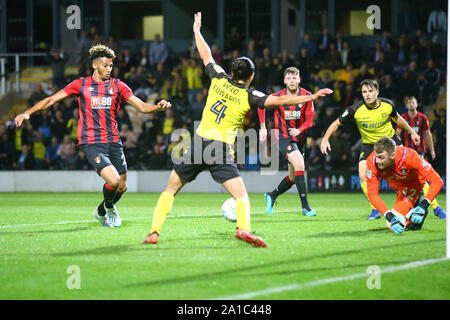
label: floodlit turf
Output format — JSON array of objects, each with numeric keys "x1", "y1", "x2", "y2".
[{"x1": 0, "y1": 192, "x2": 448, "y2": 300}]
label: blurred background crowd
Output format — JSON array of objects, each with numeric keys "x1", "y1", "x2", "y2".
[{"x1": 0, "y1": 26, "x2": 446, "y2": 175}]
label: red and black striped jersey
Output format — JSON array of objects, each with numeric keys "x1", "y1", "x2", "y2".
[
  {"x1": 258, "y1": 87, "x2": 314, "y2": 144},
  {"x1": 64, "y1": 76, "x2": 133, "y2": 145},
  {"x1": 399, "y1": 112, "x2": 429, "y2": 153}
]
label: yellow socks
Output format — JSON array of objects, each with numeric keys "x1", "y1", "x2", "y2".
[
  {"x1": 150, "y1": 191, "x2": 174, "y2": 234},
  {"x1": 235, "y1": 197, "x2": 251, "y2": 232},
  {"x1": 360, "y1": 180, "x2": 376, "y2": 210},
  {"x1": 422, "y1": 182, "x2": 439, "y2": 210}
]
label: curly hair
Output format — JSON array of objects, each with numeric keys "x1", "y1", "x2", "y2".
[{"x1": 89, "y1": 44, "x2": 116, "y2": 61}]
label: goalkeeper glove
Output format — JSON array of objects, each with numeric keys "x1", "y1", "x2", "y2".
[
  {"x1": 385, "y1": 211, "x2": 406, "y2": 234},
  {"x1": 408, "y1": 199, "x2": 430, "y2": 225}
]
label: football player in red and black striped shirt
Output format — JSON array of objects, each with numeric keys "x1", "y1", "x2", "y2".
[
  {"x1": 259, "y1": 67, "x2": 317, "y2": 216},
  {"x1": 396, "y1": 96, "x2": 435, "y2": 159},
  {"x1": 396, "y1": 96, "x2": 445, "y2": 219},
  {"x1": 15, "y1": 44, "x2": 171, "y2": 228}
]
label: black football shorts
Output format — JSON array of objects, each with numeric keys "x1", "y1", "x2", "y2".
[
  {"x1": 80, "y1": 143, "x2": 127, "y2": 175},
  {"x1": 359, "y1": 134, "x2": 402, "y2": 161},
  {"x1": 278, "y1": 136, "x2": 306, "y2": 159},
  {"x1": 173, "y1": 134, "x2": 240, "y2": 184}
]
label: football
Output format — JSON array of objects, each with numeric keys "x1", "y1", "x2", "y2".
[{"x1": 221, "y1": 197, "x2": 237, "y2": 222}]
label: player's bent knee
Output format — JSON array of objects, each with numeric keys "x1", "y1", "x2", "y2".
[
  {"x1": 109, "y1": 178, "x2": 120, "y2": 189},
  {"x1": 118, "y1": 183, "x2": 128, "y2": 194}
]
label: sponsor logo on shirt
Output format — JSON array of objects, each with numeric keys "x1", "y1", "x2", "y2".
[
  {"x1": 284, "y1": 110, "x2": 301, "y2": 120},
  {"x1": 91, "y1": 96, "x2": 112, "y2": 109}
]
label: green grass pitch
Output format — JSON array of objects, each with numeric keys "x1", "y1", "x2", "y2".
[{"x1": 0, "y1": 192, "x2": 448, "y2": 300}]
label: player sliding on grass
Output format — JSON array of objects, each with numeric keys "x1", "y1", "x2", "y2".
[
  {"x1": 366, "y1": 137, "x2": 444, "y2": 234},
  {"x1": 320, "y1": 79, "x2": 420, "y2": 220},
  {"x1": 142, "y1": 12, "x2": 332, "y2": 247},
  {"x1": 15, "y1": 44, "x2": 171, "y2": 228},
  {"x1": 259, "y1": 67, "x2": 317, "y2": 216}
]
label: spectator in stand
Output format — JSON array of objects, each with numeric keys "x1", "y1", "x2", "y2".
[
  {"x1": 245, "y1": 39, "x2": 257, "y2": 60},
  {"x1": 340, "y1": 41, "x2": 353, "y2": 67},
  {"x1": 374, "y1": 52, "x2": 393, "y2": 78},
  {"x1": 120, "y1": 123, "x2": 137, "y2": 151},
  {"x1": 117, "y1": 108, "x2": 133, "y2": 132},
  {"x1": 37, "y1": 110, "x2": 52, "y2": 143},
  {"x1": 317, "y1": 27, "x2": 334, "y2": 59},
  {"x1": 149, "y1": 33, "x2": 168, "y2": 69},
  {"x1": 326, "y1": 130, "x2": 350, "y2": 170},
  {"x1": 47, "y1": 48, "x2": 70, "y2": 89},
  {"x1": 323, "y1": 42, "x2": 341, "y2": 70},
  {"x1": 61, "y1": 98, "x2": 76, "y2": 121},
  {"x1": 306, "y1": 137, "x2": 323, "y2": 170},
  {"x1": 298, "y1": 33, "x2": 317, "y2": 55},
  {"x1": 373, "y1": 41, "x2": 383, "y2": 63},
  {"x1": 337, "y1": 63, "x2": 354, "y2": 84},
  {"x1": 0, "y1": 129, "x2": 15, "y2": 169},
  {"x1": 152, "y1": 62, "x2": 170, "y2": 90},
  {"x1": 186, "y1": 58, "x2": 203, "y2": 105},
  {"x1": 122, "y1": 48, "x2": 136, "y2": 73},
  {"x1": 395, "y1": 35, "x2": 410, "y2": 67},
  {"x1": 379, "y1": 74, "x2": 396, "y2": 101},
  {"x1": 32, "y1": 131, "x2": 46, "y2": 169},
  {"x1": 424, "y1": 59, "x2": 441, "y2": 103},
  {"x1": 50, "y1": 110, "x2": 67, "y2": 142},
  {"x1": 119, "y1": 123, "x2": 138, "y2": 168},
  {"x1": 138, "y1": 47, "x2": 151, "y2": 72},
  {"x1": 133, "y1": 65, "x2": 152, "y2": 99},
  {"x1": 78, "y1": 30, "x2": 91, "y2": 57},
  {"x1": 335, "y1": 31, "x2": 344, "y2": 53},
  {"x1": 27, "y1": 84, "x2": 48, "y2": 108},
  {"x1": 66, "y1": 109, "x2": 79, "y2": 143},
  {"x1": 162, "y1": 109, "x2": 175, "y2": 143},
  {"x1": 65, "y1": 143, "x2": 81, "y2": 170},
  {"x1": 381, "y1": 31, "x2": 393, "y2": 50},
  {"x1": 45, "y1": 136, "x2": 60, "y2": 169},
  {"x1": 431, "y1": 108, "x2": 446, "y2": 173},
  {"x1": 106, "y1": 35, "x2": 120, "y2": 55},
  {"x1": 170, "y1": 70, "x2": 187, "y2": 100},
  {"x1": 266, "y1": 57, "x2": 284, "y2": 90},
  {"x1": 383, "y1": 42, "x2": 395, "y2": 73},
  {"x1": 159, "y1": 79, "x2": 173, "y2": 101},
  {"x1": 190, "y1": 91, "x2": 205, "y2": 121},
  {"x1": 211, "y1": 44, "x2": 223, "y2": 64},
  {"x1": 15, "y1": 144, "x2": 35, "y2": 170},
  {"x1": 57, "y1": 135, "x2": 75, "y2": 170},
  {"x1": 227, "y1": 26, "x2": 243, "y2": 52},
  {"x1": 279, "y1": 49, "x2": 293, "y2": 69},
  {"x1": 416, "y1": 73, "x2": 430, "y2": 105},
  {"x1": 147, "y1": 134, "x2": 168, "y2": 169}
]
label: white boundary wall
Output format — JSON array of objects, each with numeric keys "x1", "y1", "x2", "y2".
[{"x1": 0, "y1": 170, "x2": 296, "y2": 193}]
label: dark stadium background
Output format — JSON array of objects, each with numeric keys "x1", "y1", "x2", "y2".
[{"x1": 0, "y1": 0, "x2": 447, "y2": 192}]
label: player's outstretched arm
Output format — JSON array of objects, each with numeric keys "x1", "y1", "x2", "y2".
[
  {"x1": 391, "y1": 113, "x2": 420, "y2": 145},
  {"x1": 424, "y1": 129, "x2": 436, "y2": 160},
  {"x1": 126, "y1": 95, "x2": 171, "y2": 114},
  {"x1": 264, "y1": 88, "x2": 332, "y2": 108},
  {"x1": 193, "y1": 12, "x2": 214, "y2": 67},
  {"x1": 15, "y1": 89, "x2": 68, "y2": 127},
  {"x1": 320, "y1": 118, "x2": 341, "y2": 155}
]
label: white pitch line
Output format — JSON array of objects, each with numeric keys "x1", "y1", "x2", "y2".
[
  {"x1": 214, "y1": 257, "x2": 450, "y2": 300},
  {"x1": 0, "y1": 215, "x2": 205, "y2": 229},
  {"x1": 0, "y1": 209, "x2": 309, "y2": 229},
  {"x1": 0, "y1": 207, "x2": 362, "y2": 229}
]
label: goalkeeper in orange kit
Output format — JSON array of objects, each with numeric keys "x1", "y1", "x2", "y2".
[{"x1": 366, "y1": 137, "x2": 444, "y2": 234}]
